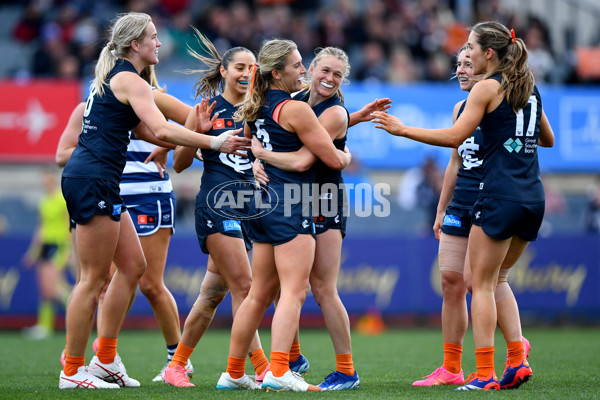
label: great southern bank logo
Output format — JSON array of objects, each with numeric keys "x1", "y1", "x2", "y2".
[
  {"x1": 504, "y1": 138, "x2": 523, "y2": 153},
  {"x1": 207, "y1": 180, "x2": 278, "y2": 220}
]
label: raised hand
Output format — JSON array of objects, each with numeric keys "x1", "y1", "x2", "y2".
[
  {"x1": 194, "y1": 98, "x2": 218, "y2": 134},
  {"x1": 350, "y1": 98, "x2": 392, "y2": 126},
  {"x1": 371, "y1": 111, "x2": 405, "y2": 136}
]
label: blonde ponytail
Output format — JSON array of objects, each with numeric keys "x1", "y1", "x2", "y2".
[{"x1": 92, "y1": 12, "x2": 152, "y2": 97}]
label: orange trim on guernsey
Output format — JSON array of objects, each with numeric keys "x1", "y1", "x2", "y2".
[{"x1": 273, "y1": 100, "x2": 290, "y2": 124}]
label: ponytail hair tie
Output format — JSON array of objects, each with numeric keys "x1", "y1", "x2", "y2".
[
  {"x1": 510, "y1": 29, "x2": 515, "y2": 44},
  {"x1": 107, "y1": 41, "x2": 116, "y2": 50},
  {"x1": 248, "y1": 62, "x2": 258, "y2": 98}
]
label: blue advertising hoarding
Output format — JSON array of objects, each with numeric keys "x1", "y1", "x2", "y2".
[{"x1": 2, "y1": 234, "x2": 598, "y2": 322}]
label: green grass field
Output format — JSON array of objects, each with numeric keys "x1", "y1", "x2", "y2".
[{"x1": 2, "y1": 327, "x2": 599, "y2": 399}]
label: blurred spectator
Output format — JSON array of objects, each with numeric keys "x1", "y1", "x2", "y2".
[
  {"x1": 355, "y1": 41, "x2": 388, "y2": 83},
  {"x1": 31, "y1": 27, "x2": 72, "y2": 77},
  {"x1": 397, "y1": 156, "x2": 443, "y2": 235},
  {"x1": 0, "y1": 213, "x2": 8, "y2": 236},
  {"x1": 165, "y1": 10, "x2": 196, "y2": 59},
  {"x1": 1, "y1": 0, "x2": 597, "y2": 83},
  {"x1": 524, "y1": 20, "x2": 555, "y2": 83},
  {"x1": 175, "y1": 181, "x2": 197, "y2": 228},
  {"x1": 583, "y1": 177, "x2": 600, "y2": 234},
  {"x1": 12, "y1": 1, "x2": 45, "y2": 43},
  {"x1": 539, "y1": 176, "x2": 567, "y2": 237},
  {"x1": 387, "y1": 46, "x2": 420, "y2": 83}
]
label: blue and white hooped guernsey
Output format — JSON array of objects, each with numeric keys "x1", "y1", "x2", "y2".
[{"x1": 119, "y1": 132, "x2": 174, "y2": 207}]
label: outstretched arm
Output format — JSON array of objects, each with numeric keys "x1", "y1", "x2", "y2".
[
  {"x1": 372, "y1": 80, "x2": 493, "y2": 148},
  {"x1": 112, "y1": 72, "x2": 249, "y2": 154}
]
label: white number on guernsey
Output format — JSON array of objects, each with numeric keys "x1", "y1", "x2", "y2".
[
  {"x1": 83, "y1": 86, "x2": 97, "y2": 118},
  {"x1": 255, "y1": 119, "x2": 273, "y2": 150},
  {"x1": 515, "y1": 95, "x2": 537, "y2": 137}
]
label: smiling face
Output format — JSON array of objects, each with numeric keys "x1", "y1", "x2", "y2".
[
  {"x1": 309, "y1": 55, "x2": 345, "y2": 99},
  {"x1": 221, "y1": 50, "x2": 256, "y2": 100},
  {"x1": 136, "y1": 22, "x2": 161, "y2": 65},
  {"x1": 465, "y1": 31, "x2": 488, "y2": 75},
  {"x1": 456, "y1": 50, "x2": 476, "y2": 92},
  {"x1": 274, "y1": 49, "x2": 306, "y2": 93}
]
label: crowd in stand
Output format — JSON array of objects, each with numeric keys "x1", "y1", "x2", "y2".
[{"x1": 6, "y1": 0, "x2": 599, "y2": 83}]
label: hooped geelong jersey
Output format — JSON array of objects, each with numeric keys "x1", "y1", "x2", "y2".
[
  {"x1": 250, "y1": 90, "x2": 316, "y2": 187},
  {"x1": 120, "y1": 130, "x2": 174, "y2": 207},
  {"x1": 478, "y1": 75, "x2": 544, "y2": 203},
  {"x1": 449, "y1": 100, "x2": 484, "y2": 209},
  {"x1": 63, "y1": 59, "x2": 141, "y2": 184},
  {"x1": 196, "y1": 95, "x2": 252, "y2": 208}
]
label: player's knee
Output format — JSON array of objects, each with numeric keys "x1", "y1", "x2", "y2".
[
  {"x1": 138, "y1": 279, "x2": 162, "y2": 301},
  {"x1": 295, "y1": 284, "x2": 310, "y2": 304},
  {"x1": 441, "y1": 273, "x2": 467, "y2": 299},
  {"x1": 495, "y1": 281, "x2": 514, "y2": 302},
  {"x1": 228, "y1": 276, "x2": 252, "y2": 298},
  {"x1": 193, "y1": 289, "x2": 228, "y2": 316},
  {"x1": 310, "y1": 280, "x2": 336, "y2": 304}
]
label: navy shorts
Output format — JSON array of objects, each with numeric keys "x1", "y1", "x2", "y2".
[
  {"x1": 441, "y1": 205, "x2": 472, "y2": 237},
  {"x1": 314, "y1": 213, "x2": 347, "y2": 237},
  {"x1": 195, "y1": 206, "x2": 252, "y2": 254},
  {"x1": 249, "y1": 201, "x2": 315, "y2": 246},
  {"x1": 314, "y1": 186, "x2": 347, "y2": 237},
  {"x1": 128, "y1": 198, "x2": 176, "y2": 236},
  {"x1": 471, "y1": 196, "x2": 545, "y2": 241},
  {"x1": 61, "y1": 177, "x2": 126, "y2": 224}
]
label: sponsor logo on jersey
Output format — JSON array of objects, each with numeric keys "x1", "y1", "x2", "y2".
[
  {"x1": 504, "y1": 138, "x2": 523, "y2": 153},
  {"x1": 207, "y1": 220, "x2": 213, "y2": 228},
  {"x1": 475, "y1": 211, "x2": 481, "y2": 219},
  {"x1": 162, "y1": 214, "x2": 170, "y2": 222},
  {"x1": 223, "y1": 220, "x2": 242, "y2": 232},
  {"x1": 443, "y1": 214, "x2": 461, "y2": 227},
  {"x1": 213, "y1": 118, "x2": 235, "y2": 130},
  {"x1": 112, "y1": 204, "x2": 122, "y2": 216}
]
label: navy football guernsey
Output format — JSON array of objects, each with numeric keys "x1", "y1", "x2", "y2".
[
  {"x1": 250, "y1": 90, "x2": 316, "y2": 187},
  {"x1": 478, "y1": 75, "x2": 544, "y2": 203},
  {"x1": 448, "y1": 101, "x2": 484, "y2": 209},
  {"x1": 197, "y1": 95, "x2": 253, "y2": 210},
  {"x1": 294, "y1": 90, "x2": 349, "y2": 188},
  {"x1": 63, "y1": 59, "x2": 141, "y2": 184}
]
